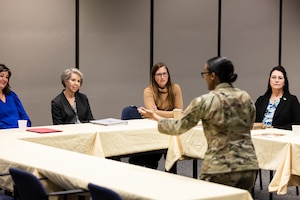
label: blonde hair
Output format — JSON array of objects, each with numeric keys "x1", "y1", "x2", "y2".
[{"x1": 61, "y1": 68, "x2": 83, "y2": 87}]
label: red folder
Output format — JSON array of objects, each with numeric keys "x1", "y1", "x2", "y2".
[{"x1": 26, "y1": 128, "x2": 62, "y2": 134}]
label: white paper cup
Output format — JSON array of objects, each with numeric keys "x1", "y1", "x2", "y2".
[
  {"x1": 173, "y1": 108, "x2": 182, "y2": 119},
  {"x1": 18, "y1": 120, "x2": 27, "y2": 130},
  {"x1": 292, "y1": 125, "x2": 300, "y2": 134}
]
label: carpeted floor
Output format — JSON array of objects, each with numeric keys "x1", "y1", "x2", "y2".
[{"x1": 123, "y1": 157, "x2": 299, "y2": 200}]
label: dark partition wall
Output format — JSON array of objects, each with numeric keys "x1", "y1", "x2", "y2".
[
  {"x1": 0, "y1": 0, "x2": 75, "y2": 126},
  {"x1": 153, "y1": 0, "x2": 218, "y2": 106},
  {"x1": 79, "y1": 0, "x2": 149, "y2": 120}
]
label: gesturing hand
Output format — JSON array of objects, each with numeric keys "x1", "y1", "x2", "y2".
[
  {"x1": 138, "y1": 107, "x2": 163, "y2": 121},
  {"x1": 137, "y1": 107, "x2": 153, "y2": 118}
]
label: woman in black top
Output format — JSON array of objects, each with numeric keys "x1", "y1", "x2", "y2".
[
  {"x1": 51, "y1": 68, "x2": 94, "y2": 125},
  {"x1": 255, "y1": 66, "x2": 300, "y2": 130}
]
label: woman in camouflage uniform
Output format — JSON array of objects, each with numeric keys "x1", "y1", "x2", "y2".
[{"x1": 138, "y1": 56, "x2": 259, "y2": 192}]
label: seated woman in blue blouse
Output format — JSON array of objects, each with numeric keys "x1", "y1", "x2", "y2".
[
  {"x1": 255, "y1": 66, "x2": 300, "y2": 130},
  {"x1": 0, "y1": 64, "x2": 31, "y2": 129}
]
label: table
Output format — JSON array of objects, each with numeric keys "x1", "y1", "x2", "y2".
[
  {"x1": 11, "y1": 120, "x2": 205, "y2": 176},
  {"x1": 176, "y1": 126, "x2": 300, "y2": 195},
  {"x1": 169, "y1": 127, "x2": 300, "y2": 195},
  {"x1": 0, "y1": 119, "x2": 252, "y2": 200},
  {"x1": 251, "y1": 129, "x2": 300, "y2": 195},
  {"x1": 167, "y1": 124, "x2": 300, "y2": 195}
]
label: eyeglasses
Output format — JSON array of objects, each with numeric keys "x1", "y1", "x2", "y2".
[
  {"x1": 201, "y1": 72, "x2": 211, "y2": 78},
  {"x1": 155, "y1": 72, "x2": 168, "y2": 78}
]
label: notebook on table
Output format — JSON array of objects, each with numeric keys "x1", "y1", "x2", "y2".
[
  {"x1": 26, "y1": 128, "x2": 62, "y2": 134},
  {"x1": 90, "y1": 118, "x2": 128, "y2": 126}
]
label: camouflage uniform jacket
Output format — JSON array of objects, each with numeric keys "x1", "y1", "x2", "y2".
[{"x1": 158, "y1": 83, "x2": 259, "y2": 174}]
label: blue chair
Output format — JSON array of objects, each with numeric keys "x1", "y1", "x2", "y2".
[
  {"x1": 0, "y1": 172, "x2": 14, "y2": 200},
  {"x1": 121, "y1": 105, "x2": 168, "y2": 170},
  {"x1": 121, "y1": 105, "x2": 142, "y2": 120},
  {"x1": 105, "y1": 105, "x2": 143, "y2": 161},
  {"x1": 9, "y1": 167, "x2": 86, "y2": 200},
  {"x1": 88, "y1": 183, "x2": 122, "y2": 200},
  {"x1": 0, "y1": 193, "x2": 13, "y2": 200},
  {"x1": 121, "y1": 105, "x2": 146, "y2": 164},
  {"x1": 107, "y1": 105, "x2": 142, "y2": 161}
]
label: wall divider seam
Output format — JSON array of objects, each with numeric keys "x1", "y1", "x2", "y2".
[
  {"x1": 76, "y1": 0, "x2": 80, "y2": 69},
  {"x1": 278, "y1": 0, "x2": 283, "y2": 66}
]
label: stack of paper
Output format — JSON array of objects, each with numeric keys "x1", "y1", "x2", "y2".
[{"x1": 90, "y1": 118, "x2": 128, "y2": 126}]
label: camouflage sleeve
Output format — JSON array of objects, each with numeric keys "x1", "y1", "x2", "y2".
[{"x1": 158, "y1": 95, "x2": 210, "y2": 135}]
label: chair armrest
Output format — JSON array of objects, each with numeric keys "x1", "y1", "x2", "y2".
[
  {"x1": 38, "y1": 176, "x2": 87, "y2": 196},
  {"x1": 0, "y1": 172, "x2": 10, "y2": 176},
  {"x1": 38, "y1": 177, "x2": 48, "y2": 181},
  {"x1": 48, "y1": 189, "x2": 87, "y2": 196}
]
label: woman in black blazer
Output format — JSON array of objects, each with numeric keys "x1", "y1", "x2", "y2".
[
  {"x1": 255, "y1": 66, "x2": 300, "y2": 130},
  {"x1": 51, "y1": 68, "x2": 94, "y2": 125}
]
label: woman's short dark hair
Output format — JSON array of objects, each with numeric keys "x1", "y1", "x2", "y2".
[
  {"x1": 0, "y1": 64, "x2": 12, "y2": 94},
  {"x1": 207, "y1": 56, "x2": 238, "y2": 83}
]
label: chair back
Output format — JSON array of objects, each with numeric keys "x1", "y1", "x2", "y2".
[
  {"x1": 9, "y1": 167, "x2": 48, "y2": 200},
  {"x1": 0, "y1": 194, "x2": 13, "y2": 200},
  {"x1": 121, "y1": 105, "x2": 142, "y2": 120},
  {"x1": 88, "y1": 183, "x2": 122, "y2": 200}
]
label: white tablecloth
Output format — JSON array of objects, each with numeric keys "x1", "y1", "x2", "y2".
[
  {"x1": 0, "y1": 120, "x2": 252, "y2": 200},
  {"x1": 251, "y1": 129, "x2": 300, "y2": 195}
]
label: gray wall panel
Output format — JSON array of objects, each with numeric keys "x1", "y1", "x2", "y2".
[
  {"x1": 79, "y1": 0, "x2": 149, "y2": 119},
  {"x1": 222, "y1": 0, "x2": 279, "y2": 101},
  {"x1": 0, "y1": 0, "x2": 75, "y2": 126},
  {"x1": 282, "y1": 0, "x2": 300, "y2": 98},
  {"x1": 1, "y1": 1, "x2": 300, "y2": 126},
  {"x1": 154, "y1": 0, "x2": 218, "y2": 107}
]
